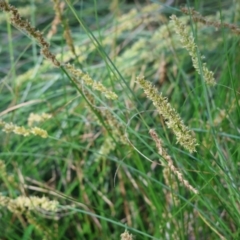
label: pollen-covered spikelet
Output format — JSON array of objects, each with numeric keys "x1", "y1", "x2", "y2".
[
  {"x1": 0, "y1": 194, "x2": 58, "y2": 239},
  {"x1": 28, "y1": 113, "x2": 52, "y2": 127},
  {"x1": 170, "y1": 15, "x2": 216, "y2": 86},
  {"x1": 149, "y1": 129, "x2": 198, "y2": 195},
  {"x1": 0, "y1": 195, "x2": 59, "y2": 214},
  {"x1": 120, "y1": 230, "x2": 133, "y2": 240},
  {"x1": 30, "y1": 127, "x2": 48, "y2": 138},
  {"x1": 65, "y1": 63, "x2": 118, "y2": 100},
  {"x1": 0, "y1": 119, "x2": 48, "y2": 138},
  {"x1": 137, "y1": 76, "x2": 198, "y2": 153}
]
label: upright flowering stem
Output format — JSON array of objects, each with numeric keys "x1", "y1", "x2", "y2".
[
  {"x1": 170, "y1": 14, "x2": 216, "y2": 86},
  {"x1": 137, "y1": 76, "x2": 198, "y2": 153}
]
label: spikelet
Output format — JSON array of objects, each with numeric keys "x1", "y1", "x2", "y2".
[
  {"x1": 0, "y1": 119, "x2": 48, "y2": 138},
  {"x1": 65, "y1": 63, "x2": 118, "y2": 100},
  {"x1": 103, "y1": 110, "x2": 128, "y2": 145},
  {"x1": 28, "y1": 113, "x2": 52, "y2": 127},
  {"x1": 47, "y1": 0, "x2": 64, "y2": 39},
  {"x1": 149, "y1": 129, "x2": 198, "y2": 195},
  {"x1": 0, "y1": 5, "x2": 32, "y2": 24},
  {"x1": 120, "y1": 230, "x2": 133, "y2": 240},
  {"x1": 0, "y1": 195, "x2": 59, "y2": 214},
  {"x1": 170, "y1": 14, "x2": 216, "y2": 86},
  {"x1": 137, "y1": 76, "x2": 198, "y2": 153},
  {"x1": 181, "y1": 7, "x2": 240, "y2": 35},
  {"x1": 48, "y1": 0, "x2": 75, "y2": 54}
]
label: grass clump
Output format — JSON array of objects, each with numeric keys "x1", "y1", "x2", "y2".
[{"x1": 0, "y1": 0, "x2": 240, "y2": 239}]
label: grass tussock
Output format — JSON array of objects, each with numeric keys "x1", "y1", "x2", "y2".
[{"x1": 0, "y1": 0, "x2": 240, "y2": 239}]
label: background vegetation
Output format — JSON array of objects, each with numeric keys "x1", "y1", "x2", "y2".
[{"x1": 0, "y1": 0, "x2": 239, "y2": 239}]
